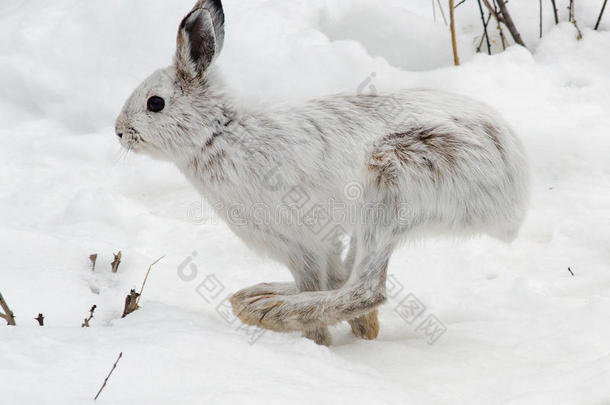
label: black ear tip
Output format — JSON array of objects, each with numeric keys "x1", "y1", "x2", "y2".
[
  {"x1": 209, "y1": 0, "x2": 223, "y2": 10},
  {"x1": 179, "y1": 9, "x2": 197, "y2": 30}
]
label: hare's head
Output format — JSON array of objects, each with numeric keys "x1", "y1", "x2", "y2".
[{"x1": 115, "y1": 0, "x2": 225, "y2": 161}]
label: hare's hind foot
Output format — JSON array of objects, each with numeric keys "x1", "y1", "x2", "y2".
[
  {"x1": 231, "y1": 282, "x2": 298, "y2": 301},
  {"x1": 229, "y1": 282, "x2": 295, "y2": 332},
  {"x1": 348, "y1": 310, "x2": 380, "y2": 340},
  {"x1": 230, "y1": 283, "x2": 328, "y2": 341}
]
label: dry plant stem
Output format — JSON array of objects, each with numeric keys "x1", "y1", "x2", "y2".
[
  {"x1": 35, "y1": 313, "x2": 44, "y2": 326},
  {"x1": 494, "y1": 0, "x2": 526, "y2": 46},
  {"x1": 135, "y1": 255, "x2": 165, "y2": 307},
  {"x1": 482, "y1": 0, "x2": 508, "y2": 49},
  {"x1": 111, "y1": 251, "x2": 122, "y2": 273},
  {"x1": 121, "y1": 290, "x2": 140, "y2": 318},
  {"x1": 82, "y1": 305, "x2": 97, "y2": 327},
  {"x1": 90, "y1": 254, "x2": 98, "y2": 272},
  {"x1": 432, "y1": 0, "x2": 437, "y2": 22},
  {"x1": 449, "y1": 0, "x2": 460, "y2": 65},
  {"x1": 595, "y1": 0, "x2": 608, "y2": 30},
  {"x1": 569, "y1": 0, "x2": 583, "y2": 39},
  {"x1": 477, "y1": 0, "x2": 492, "y2": 54},
  {"x1": 0, "y1": 292, "x2": 16, "y2": 326},
  {"x1": 94, "y1": 352, "x2": 123, "y2": 401},
  {"x1": 550, "y1": 0, "x2": 559, "y2": 24},
  {"x1": 436, "y1": 0, "x2": 449, "y2": 25},
  {"x1": 539, "y1": 0, "x2": 543, "y2": 38}
]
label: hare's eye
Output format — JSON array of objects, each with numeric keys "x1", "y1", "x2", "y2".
[{"x1": 147, "y1": 96, "x2": 165, "y2": 112}]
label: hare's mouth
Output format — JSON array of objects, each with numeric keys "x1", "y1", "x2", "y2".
[{"x1": 119, "y1": 127, "x2": 148, "y2": 152}]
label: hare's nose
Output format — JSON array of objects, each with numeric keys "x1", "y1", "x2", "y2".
[{"x1": 116, "y1": 131, "x2": 123, "y2": 138}]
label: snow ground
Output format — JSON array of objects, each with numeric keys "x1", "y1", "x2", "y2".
[{"x1": 0, "y1": 0, "x2": 609, "y2": 404}]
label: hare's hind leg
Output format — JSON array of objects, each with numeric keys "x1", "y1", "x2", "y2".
[
  {"x1": 230, "y1": 249, "x2": 332, "y2": 346},
  {"x1": 336, "y1": 237, "x2": 381, "y2": 340}
]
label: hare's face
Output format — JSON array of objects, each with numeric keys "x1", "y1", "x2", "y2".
[
  {"x1": 115, "y1": 66, "x2": 206, "y2": 160},
  {"x1": 115, "y1": 0, "x2": 225, "y2": 161}
]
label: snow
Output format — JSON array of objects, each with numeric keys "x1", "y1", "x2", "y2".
[{"x1": 1, "y1": 0, "x2": 609, "y2": 404}]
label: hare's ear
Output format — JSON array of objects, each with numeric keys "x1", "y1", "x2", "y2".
[{"x1": 175, "y1": 0, "x2": 225, "y2": 80}]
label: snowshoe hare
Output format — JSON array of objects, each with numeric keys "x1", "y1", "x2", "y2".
[{"x1": 116, "y1": 0, "x2": 529, "y2": 345}]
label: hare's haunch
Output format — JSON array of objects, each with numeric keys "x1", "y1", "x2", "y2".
[{"x1": 116, "y1": 0, "x2": 529, "y2": 345}]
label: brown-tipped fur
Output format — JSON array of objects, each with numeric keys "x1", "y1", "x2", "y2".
[{"x1": 349, "y1": 310, "x2": 380, "y2": 340}]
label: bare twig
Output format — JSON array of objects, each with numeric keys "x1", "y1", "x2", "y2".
[
  {"x1": 477, "y1": 0, "x2": 492, "y2": 54},
  {"x1": 121, "y1": 290, "x2": 140, "y2": 318},
  {"x1": 432, "y1": 0, "x2": 437, "y2": 22},
  {"x1": 94, "y1": 352, "x2": 123, "y2": 401},
  {"x1": 569, "y1": 0, "x2": 583, "y2": 39},
  {"x1": 483, "y1": 0, "x2": 508, "y2": 49},
  {"x1": 0, "y1": 292, "x2": 16, "y2": 326},
  {"x1": 135, "y1": 256, "x2": 165, "y2": 307},
  {"x1": 595, "y1": 0, "x2": 608, "y2": 30},
  {"x1": 111, "y1": 251, "x2": 122, "y2": 273},
  {"x1": 90, "y1": 254, "x2": 98, "y2": 272},
  {"x1": 550, "y1": 0, "x2": 559, "y2": 24},
  {"x1": 82, "y1": 305, "x2": 97, "y2": 327},
  {"x1": 454, "y1": 0, "x2": 468, "y2": 7},
  {"x1": 495, "y1": 0, "x2": 526, "y2": 46},
  {"x1": 477, "y1": 12, "x2": 494, "y2": 52},
  {"x1": 436, "y1": 0, "x2": 449, "y2": 25},
  {"x1": 568, "y1": 267, "x2": 575, "y2": 276},
  {"x1": 539, "y1": 0, "x2": 543, "y2": 38},
  {"x1": 449, "y1": 0, "x2": 460, "y2": 65},
  {"x1": 35, "y1": 313, "x2": 44, "y2": 326}
]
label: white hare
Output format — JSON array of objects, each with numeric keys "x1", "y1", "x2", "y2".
[{"x1": 116, "y1": 0, "x2": 529, "y2": 345}]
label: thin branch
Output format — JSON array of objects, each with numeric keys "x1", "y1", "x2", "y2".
[
  {"x1": 477, "y1": 0, "x2": 492, "y2": 54},
  {"x1": 550, "y1": 0, "x2": 559, "y2": 24},
  {"x1": 436, "y1": 0, "x2": 449, "y2": 25},
  {"x1": 82, "y1": 305, "x2": 97, "y2": 327},
  {"x1": 454, "y1": 0, "x2": 468, "y2": 7},
  {"x1": 495, "y1": 0, "x2": 526, "y2": 46},
  {"x1": 595, "y1": 0, "x2": 608, "y2": 30},
  {"x1": 94, "y1": 352, "x2": 123, "y2": 401},
  {"x1": 569, "y1": 0, "x2": 583, "y2": 39},
  {"x1": 449, "y1": 0, "x2": 460, "y2": 65},
  {"x1": 483, "y1": 0, "x2": 508, "y2": 50},
  {"x1": 477, "y1": 12, "x2": 493, "y2": 51},
  {"x1": 539, "y1": 0, "x2": 543, "y2": 38},
  {"x1": 135, "y1": 255, "x2": 165, "y2": 307},
  {"x1": 0, "y1": 292, "x2": 16, "y2": 326}
]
